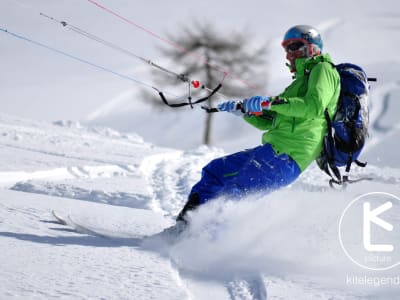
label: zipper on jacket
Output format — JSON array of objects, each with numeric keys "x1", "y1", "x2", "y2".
[{"x1": 291, "y1": 117, "x2": 295, "y2": 132}]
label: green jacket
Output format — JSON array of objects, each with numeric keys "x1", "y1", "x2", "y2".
[{"x1": 244, "y1": 53, "x2": 340, "y2": 171}]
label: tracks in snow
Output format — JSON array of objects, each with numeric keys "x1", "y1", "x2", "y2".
[
  {"x1": 0, "y1": 163, "x2": 139, "y2": 188},
  {"x1": 139, "y1": 147, "x2": 223, "y2": 216},
  {"x1": 1, "y1": 163, "x2": 155, "y2": 210}
]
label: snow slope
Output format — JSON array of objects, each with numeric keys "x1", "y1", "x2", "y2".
[{"x1": 1, "y1": 114, "x2": 400, "y2": 299}]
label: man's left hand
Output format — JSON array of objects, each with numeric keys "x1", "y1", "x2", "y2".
[{"x1": 242, "y1": 96, "x2": 271, "y2": 113}]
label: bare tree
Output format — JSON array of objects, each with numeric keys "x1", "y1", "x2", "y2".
[{"x1": 144, "y1": 22, "x2": 269, "y2": 145}]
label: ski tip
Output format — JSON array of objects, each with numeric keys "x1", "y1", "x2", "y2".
[{"x1": 51, "y1": 210, "x2": 68, "y2": 225}]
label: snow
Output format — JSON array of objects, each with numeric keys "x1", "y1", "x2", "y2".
[
  {"x1": 1, "y1": 114, "x2": 399, "y2": 299},
  {"x1": 1, "y1": 0, "x2": 400, "y2": 299}
]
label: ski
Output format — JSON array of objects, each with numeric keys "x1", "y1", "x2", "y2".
[
  {"x1": 51, "y1": 210, "x2": 144, "y2": 239},
  {"x1": 51, "y1": 210, "x2": 186, "y2": 244},
  {"x1": 52, "y1": 210, "x2": 69, "y2": 226}
]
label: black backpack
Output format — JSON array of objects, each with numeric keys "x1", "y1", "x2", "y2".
[{"x1": 316, "y1": 63, "x2": 376, "y2": 187}]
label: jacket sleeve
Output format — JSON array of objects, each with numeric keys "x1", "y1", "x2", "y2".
[
  {"x1": 270, "y1": 62, "x2": 338, "y2": 118},
  {"x1": 243, "y1": 112, "x2": 275, "y2": 130}
]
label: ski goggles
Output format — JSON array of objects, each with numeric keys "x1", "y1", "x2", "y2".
[{"x1": 284, "y1": 41, "x2": 305, "y2": 53}]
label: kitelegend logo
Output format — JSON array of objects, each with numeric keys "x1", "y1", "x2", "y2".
[{"x1": 339, "y1": 192, "x2": 400, "y2": 271}]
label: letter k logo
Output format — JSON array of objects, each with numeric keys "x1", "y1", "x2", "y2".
[{"x1": 363, "y1": 201, "x2": 394, "y2": 252}]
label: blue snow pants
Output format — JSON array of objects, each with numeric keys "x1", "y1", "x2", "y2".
[{"x1": 190, "y1": 143, "x2": 301, "y2": 204}]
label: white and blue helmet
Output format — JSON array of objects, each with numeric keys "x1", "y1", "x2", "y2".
[{"x1": 282, "y1": 25, "x2": 323, "y2": 56}]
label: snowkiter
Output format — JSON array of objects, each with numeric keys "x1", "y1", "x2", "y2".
[{"x1": 176, "y1": 25, "x2": 341, "y2": 224}]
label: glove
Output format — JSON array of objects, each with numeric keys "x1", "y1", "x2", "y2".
[
  {"x1": 242, "y1": 96, "x2": 271, "y2": 114},
  {"x1": 217, "y1": 100, "x2": 243, "y2": 116}
]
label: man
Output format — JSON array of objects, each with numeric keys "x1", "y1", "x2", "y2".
[{"x1": 175, "y1": 25, "x2": 341, "y2": 228}]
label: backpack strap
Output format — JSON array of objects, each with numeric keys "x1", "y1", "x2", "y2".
[
  {"x1": 323, "y1": 108, "x2": 343, "y2": 182},
  {"x1": 355, "y1": 160, "x2": 367, "y2": 167},
  {"x1": 341, "y1": 153, "x2": 354, "y2": 185}
]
